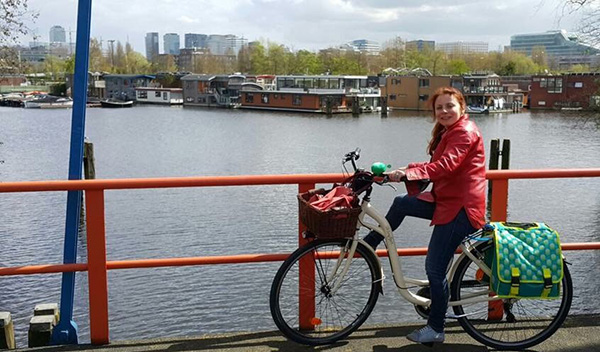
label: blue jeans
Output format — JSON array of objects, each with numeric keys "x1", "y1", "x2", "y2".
[{"x1": 363, "y1": 194, "x2": 477, "y2": 333}]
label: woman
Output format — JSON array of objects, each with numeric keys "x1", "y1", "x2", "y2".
[{"x1": 363, "y1": 86, "x2": 486, "y2": 344}]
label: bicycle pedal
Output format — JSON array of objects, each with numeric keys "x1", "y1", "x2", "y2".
[{"x1": 421, "y1": 342, "x2": 434, "y2": 348}]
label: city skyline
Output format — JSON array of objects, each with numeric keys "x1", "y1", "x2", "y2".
[{"x1": 21, "y1": 0, "x2": 584, "y2": 54}]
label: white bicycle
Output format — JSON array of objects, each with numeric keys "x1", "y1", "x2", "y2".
[{"x1": 270, "y1": 149, "x2": 572, "y2": 350}]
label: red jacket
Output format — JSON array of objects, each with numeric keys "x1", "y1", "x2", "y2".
[{"x1": 405, "y1": 115, "x2": 486, "y2": 229}]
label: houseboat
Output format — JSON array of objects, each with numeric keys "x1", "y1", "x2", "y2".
[
  {"x1": 240, "y1": 75, "x2": 381, "y2": 114},
  {"x1": 181, "y1": 74, "x2": 245, "y2": 108},
  {"x1": 103, "y1": 74, "x2": 156, "y2": 101},
  {"x1": 135, "y1": 87, "x2": 183, "y2": 105},
  {"x1": 240, "y1": 89, "x2": 349, "y2": 113}
]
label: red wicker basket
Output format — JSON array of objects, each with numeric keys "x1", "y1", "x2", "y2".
[{"x1": 298, "y1": 188, "x2": 361, "y2": 239}]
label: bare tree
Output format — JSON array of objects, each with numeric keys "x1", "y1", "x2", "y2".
[
  {"x1": 0, "y1": 0, "x2": 38, "y2": 72},
  {"x1": 564, "y1": 0, "x2": 600, "y2": 46}
]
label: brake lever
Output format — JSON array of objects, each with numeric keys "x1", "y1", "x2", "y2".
[{"x1": 374, "y1": 176, "x2": 397, "y2": 191}]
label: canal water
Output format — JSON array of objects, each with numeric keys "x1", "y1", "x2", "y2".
[{"x1": 1, "y1": 105, "x2": 599, "y2": 347}]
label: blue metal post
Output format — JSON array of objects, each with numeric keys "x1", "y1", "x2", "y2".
[{"x1": 51, "y1": 0, "x2": 93, "y2": 345}]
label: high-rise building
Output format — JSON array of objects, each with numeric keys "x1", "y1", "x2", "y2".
[
  {"x1": 164, "y1": 33, "x2": 180, "y2": 55},
  {"x1": 145, "y1": 32, "x2": 159, "y2": 61},
  {"x1": 226, "y1": 35, "x2": 247, "y2": 56},
  {"x1": 49, "y1": 25, "x2": 66, "y2": 43},
  {"x1": 510, "y1": 30, "x2": 600, "y2": 68},
  {"x1": 347, "y1": 39, "x2": 380, "y2": 55},
  {"x1": 437, "y1": 41, "x2": 488, "y2": 54},
  {"x1": 206, "y1": 34, "x2": 229, "y2": 55},
  {"x1": 184, "y1": 33, "x2": 208, "y2": 49}
]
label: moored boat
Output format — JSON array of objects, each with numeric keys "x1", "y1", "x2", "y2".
[
  {"x1": 466, "y1": 106, "x2": 489, "y2": 114},
  {"x1": 100, "y1": 99, "x2": 134, "y2": 108},
  {"x1": 23, "y1": 95, "x2": 73, "y2": 109}
]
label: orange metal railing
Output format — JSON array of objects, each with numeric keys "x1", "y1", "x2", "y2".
[{"x1": 0, "y1": 168, "x2": 599, "y2": 344}]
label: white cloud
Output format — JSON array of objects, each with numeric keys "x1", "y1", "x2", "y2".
[
  {"x1": 22, "y1": 0, "x2": 582, "y2": 53},
  {"x1": 178, "y1": 16, "x2": 199, "y2": 24}
]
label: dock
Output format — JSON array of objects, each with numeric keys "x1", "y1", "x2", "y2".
[{"x1": 14, "y1": 314, "x2": 600, "y2": 351}]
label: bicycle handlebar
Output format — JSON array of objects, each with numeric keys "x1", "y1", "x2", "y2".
[{"x1": 342, "y1": 149, "x2": 393, "y2": 194}]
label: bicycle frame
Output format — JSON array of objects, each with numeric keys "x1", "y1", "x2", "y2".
[{"x1": 339, "y1": 197, "x2": 499, "y2": 308}]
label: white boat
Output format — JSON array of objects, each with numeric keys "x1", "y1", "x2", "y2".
[
  {"x1": 466, "y1": 106, "x2": 489, "y2": 115},
  {"x1": 23, "y1": 96, "x2": 73, "y2": 109}
]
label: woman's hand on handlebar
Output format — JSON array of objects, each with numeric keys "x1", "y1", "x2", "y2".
[{"x1": 384, "y1": 167, "x2": 406, "y2": 182}]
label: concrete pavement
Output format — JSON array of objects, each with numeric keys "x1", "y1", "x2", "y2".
[{"x1": 17, "y1": 314, "x2": 600, "y2": 352}]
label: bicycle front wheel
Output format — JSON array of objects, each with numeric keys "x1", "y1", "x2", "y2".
[
  {"x1": 270, "y1": 239, "x2": 382, "y2": 345},
  {"x1": 451, "y1": 241, "x2": 573, "y2": 350}
]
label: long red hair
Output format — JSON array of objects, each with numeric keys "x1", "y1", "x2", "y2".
[{"x1": 426, "y1": 87, "x2": 467, "y2": 156}]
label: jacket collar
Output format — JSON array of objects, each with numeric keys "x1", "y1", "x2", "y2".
[{"x1": 445, "y1": 114, "x2": 469, "y2": 132}]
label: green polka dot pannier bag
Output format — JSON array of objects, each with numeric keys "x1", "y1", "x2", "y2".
[{"x1": 487, "y1": 222, "x2": 563, "y2": 299}]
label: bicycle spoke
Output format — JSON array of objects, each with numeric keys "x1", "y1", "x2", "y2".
[
  {"x1": 451, "y1": 241, "x2": 572, "y2": 350},
  {"x1": 270, "y1": 240, "x2": 380, "y2": 345}
]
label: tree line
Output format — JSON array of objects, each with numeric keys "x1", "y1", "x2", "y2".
[{"x1": 19, "y1": 36, "x2": 599, "y2": 80}]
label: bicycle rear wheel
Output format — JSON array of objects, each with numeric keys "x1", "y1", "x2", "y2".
[
  {"x1": 451, "y1": 241, "x2": 572, "y2": 350},
  {"x1": 270, "y1": 239, "x2": 382, "y2": 345}
]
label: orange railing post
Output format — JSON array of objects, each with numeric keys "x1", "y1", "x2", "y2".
[
  {"x1": 489, "y1": 179, "x2": 509, "y2": 221},
  {"x1": 298, "y1": 183, "x2": 315, "y2": 330},
  {"x1": 85, "y1": 190, "x2": 109, "y2": 344}
]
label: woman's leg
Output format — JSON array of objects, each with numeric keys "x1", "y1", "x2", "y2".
[
  {"x1": 425, "y1": 208, "x2": 477, "y2": 333},
  {"x1": 363, "y1": 193, "x2": 434, "y2": 248}
]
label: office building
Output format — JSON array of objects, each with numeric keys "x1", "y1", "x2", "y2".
[
  {"x1": 184, "y1": 33, "x2": 208, "y2": 49},
  {"x1": 347, "y1": 39, "x2": 380, "y2": 55},
  {"x1": 49, "y1": 25, "x2": 66, "y2": 43},
  {"x1": 145, "y1": 32, "x2": 159, "y2": 61},
  {"x1": 164, "y1": 33, "x2": 180, "y2": 55},
  {"x1": 406, "y1": 40, "x2": 435, "y2": 52},
  {"x1": 437, "y1": 41, "x2": 488, "y2": 54},
  {"x1": 510, "y1": 30, "x2": 600, "y2": 68}
]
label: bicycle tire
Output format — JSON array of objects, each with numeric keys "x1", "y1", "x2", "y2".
[
  {"x1": 450, "y1": 241, "x2": 573, "y2": 350},
  {"x1": 270, "y1": 239, "x2": 382, "y2": 345}
]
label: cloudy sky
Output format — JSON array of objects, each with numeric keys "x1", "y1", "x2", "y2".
[{"x1": 22, "y1": 0, "x2": 584, "y2": 53}]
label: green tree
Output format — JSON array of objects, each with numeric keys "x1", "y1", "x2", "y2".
[
  {"x1": 568, "y1": 64, "x2": 590, "y2": 73},
  {"x1": 43, "y1": 54, "x2": 66, "y2": 80},
  {"x1": 236, "y1": 45, "x2": 251, "y2": 73},
  {"x1": 267, "y1": 43, "x2": 289, "y2": 74},
  {"x1": 124, "y1": 42, "x2": 150, "y2": 73},
  {"x1": 249, "y1": 42, "x2": 269, "y2": 74},
  {"x1": 289, "y1": 50, "x2": 321, "y2": 74},
  {"x1": 379, "y1": 36, "x2": 406, "y2": 69},
  {"x1": 531, "y1": 46, "x2": 547, "y2": 67},
  {"x1": 447, "y1": 59, "x2": 470, "y2": 75},
  {"x1": 113, "y1": 41, "x2": 125, "y2": 73},
  {"x1": 498, "y1": 60, "x2": 517, "y2": 76},
  {"x1": 64, "y1": 54, "x2": 75, "y2": 74},
  {"x1": 89, "y1": 38, "x2": 110, "y2": 72},
  {"x1": 1, "y1": 0, "x2": 38, "y2": 73}
]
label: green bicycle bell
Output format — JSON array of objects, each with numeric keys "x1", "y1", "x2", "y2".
[{"x1": 371, "y1": 162, "x2": 391, "y2": 176}]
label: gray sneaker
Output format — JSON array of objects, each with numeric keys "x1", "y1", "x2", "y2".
[{"x1": 406, "y1": 325, "x2": 445, "y2": 344}]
